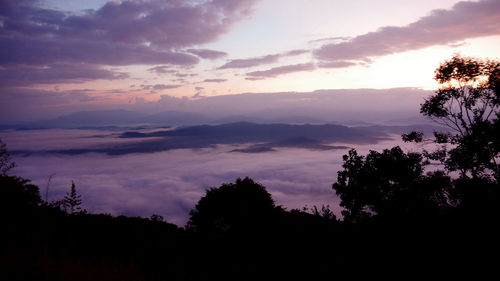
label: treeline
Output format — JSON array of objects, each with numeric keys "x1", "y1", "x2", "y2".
[
  {"x1": 1, "y1": 55, "x2": 499, "y2": 280},
  {"x1": 1, "y1": 170, "x2": 498, "y2": 280}
]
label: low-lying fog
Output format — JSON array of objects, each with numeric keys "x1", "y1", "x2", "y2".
[{"x1": 1, "y1": 128, "x2": 418, "y2": 226}]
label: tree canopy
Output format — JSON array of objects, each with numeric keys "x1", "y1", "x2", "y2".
[
  {"x1": 187, "y1": 177, "x2": 279, "y2": 234},
  {"x1": 332, "y1": 147, "x2": 450, "y2": 223},
  {"x1": 417, "y1": 55, "x2": 500, "y2": 180}
]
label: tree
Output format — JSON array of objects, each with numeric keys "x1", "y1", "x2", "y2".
[
  {"x1": 63, "y1": 181, "x2": 82, "y2": 214},
  {"x1": 150, "y1": 214, "x2": 164, "y2": 222},
  {"x1": 0, "y1": 138, "x2": 15, "y2": 176},
  {"x1": 0, "y1": 176, "x2": 42, "y2": 211},
  {"x1": 187, "y1": 177, "x2": 279, "y2": 234},
  {"x1": 332, "y1": 147, "x2": 450, "y2": 223},
  {"x1": 410, "y1": 55, "x2": 500, "y2": 180},
  {"x1": 0, "y1": 139, "x2": 41, "y2": 213}
]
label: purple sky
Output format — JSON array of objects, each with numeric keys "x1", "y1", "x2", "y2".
[{"x1": 1, "y1": 0, "x2": 500, "y2": 123}]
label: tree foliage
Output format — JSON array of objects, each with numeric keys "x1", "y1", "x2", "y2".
[
  {"x1": 0, "y1": 138, "x2": 15, "y2": 176},
  {"x1": 418, "y1": 55, "x2": 500, "y2": 179},
  {"x1": 63, "y1": 181, "x2": 83, "y2": 214},
  {"x1": 187, "y1": 177, "x2": 279, "y2": 234},
  {"x1": 0, "y1": 175, "x2": 42, "y2": 211},
  {"x1": 332, "y1": 147, "x2": 450, "y2": 223}
]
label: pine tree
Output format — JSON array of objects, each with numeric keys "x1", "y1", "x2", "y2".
[{"x1": 64, "y1": 181, "x2": 82, "y2": 214}]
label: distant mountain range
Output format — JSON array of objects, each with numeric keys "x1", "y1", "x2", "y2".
[
  {"x1": 119, "y1": 122, "x2": 383, "y2": 143},
  {"x1": 11, "y1": 121, "x2": 447, "y2": 156}
]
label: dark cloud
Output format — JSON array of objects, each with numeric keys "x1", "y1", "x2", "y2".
[
  {"x1": 175, "y1": 73, "x2": 198, "y2": 78},
  {"x1": 284, "y1": 49, "x2": 309, "y2": 56},
  {"x1": 186, "y1": 49, "x2": 228, "y2": 59},
  {"x1": 203, "y1": 78, "x2": 227, "y2": 83},
  {"x1": 192, "y1": 92, "x2": 207, "y2": 99},
  {"x1": 245, "y1": 77, "x2": 265, "y2": 81},
  {"x1": 218, "y1": 49, "x2": 308, "y2": 69},
  {"x1": 0, "y1": 64, "x2": 128, "y2": 86},
  {"x1": 153, "y1": 84, "x2": 181, "y2": 90},
  {"x1": 448, "y1": 41, "x2": 468, "y2": 48},
  {"x1": 314, "y1": 0, "x2": 500, "y2": 64},
  {"x1": 146, "y1": 66, "x2": 197, "y2": 79},
  {"x1": 218, "y1": 54, "x2": 281, "y2": 69},
  {"x1": 141, "y1": 84, "x2": 181, "y2": 91},
  {"x1": 246, "y1": 63, "x2": 316, "y2": 78},
  {"x1": 0, "y1": 0, "x2": 261, "y2": 84},
  {"x1": 147, "y1": 66, "x2": 177, "y2": 75},
  {"x1": 318, "y1": 60, "x2": 358, "y2": 69},
  {"x1": 172, "y1": 78, "x2": 187, "y2": 83},
  {"x1": 0, "y1": 30, "x2": 199, "y2": 67},
  {"x1": 308, "y1": 36, "x2": 351, "y2": 44}
]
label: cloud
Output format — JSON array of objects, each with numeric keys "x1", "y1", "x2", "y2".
[
  {"x1": 153, "y1": 84, "x2": 181, "y2": 90},
  {"x1": 0, "y1": 37, "x2": 200, "y2": 66},
  {"x1": 1, "y1": 87, "x2": 432, "y2": 124},
  {"x1": 245, "y1": 77, "x2": 265, "y2": 81},
  {"x1": 0, "y1": 0, "x2": 261, "y2": 84},
  {"x1": 0, "y1": 64, "x2": 128, "y2": 86},
  {"x1": 147, "y1": 66, "x2": 177, "y2": 75},
  {"x1": 308, "y1": 36, "x2": 351, "y2": 44},
  {"x1": 314, "y1": 0, "x2": 500, "y2": 64},
  {"x1": 246, "y1": 63, "x2": 316, "y2": 78},
  {"x1": 218, "y1": 54, "x2": 281, "y2": 69},
  {"x1": 203, "y1": 78, "x2": 227, "y2": 83},
  {"x1": 187, "y1": 49, "x2": 227, "y2": 59},
  {"x1": 284, "y1": 49, "x2": 309, "y2": 56},
  {"x1": 141, "y1": 84, "x2": 181, "y2": 91},
  {"x1": 3, "y1": 128, "x2": 405, "y2": 225},
  {"x1": 218, "y1": 49, "x2": 308, "y2": 69},
  {"x1": 192, "y1": 92, "x2": 207, "y2": 99},
  {"x1": 317, "y1": 60, "x2": 358, "y2": 69}
]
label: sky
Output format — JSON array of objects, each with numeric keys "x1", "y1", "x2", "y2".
[{"x1": 1, "y1": 0, "x2": 500, "y2": 122}]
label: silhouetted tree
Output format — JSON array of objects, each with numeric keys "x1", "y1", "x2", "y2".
[
  {"x1": 0, "y1": 139, "x2": 41, "y2": 211},
  {"x1": 0, "y1": 138, "x2": 15, "y2": 176},
  {"x1": 150, "y1": 214, "x2": 164, "y2": 222},
  {"x1": 310, "y1": 205, "x2": 336, "y2": 220},
  {"x1": 63, "y1": 181, "x2": 82, "y2": 214},
  {"x1": 0, "y1": 175, "x2": 42, "y2": 211},
  {"x1": 332, "y1": 147, "x2": 450, "y2": 223},
  {"x1": 187, "y1": 177, "x2": 279, "y2": 234},
  {"x1": 405, "y1": 55, "x2": 500, "y2": 180}
]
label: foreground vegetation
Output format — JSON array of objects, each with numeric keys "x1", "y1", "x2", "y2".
[{"x1": 1, "y1": 55, "x2": 499, "y2": 279}]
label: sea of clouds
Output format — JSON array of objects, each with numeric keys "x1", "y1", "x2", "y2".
[{"x1": 1, "y1": 129, "x2": 412, "y2": 226}]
